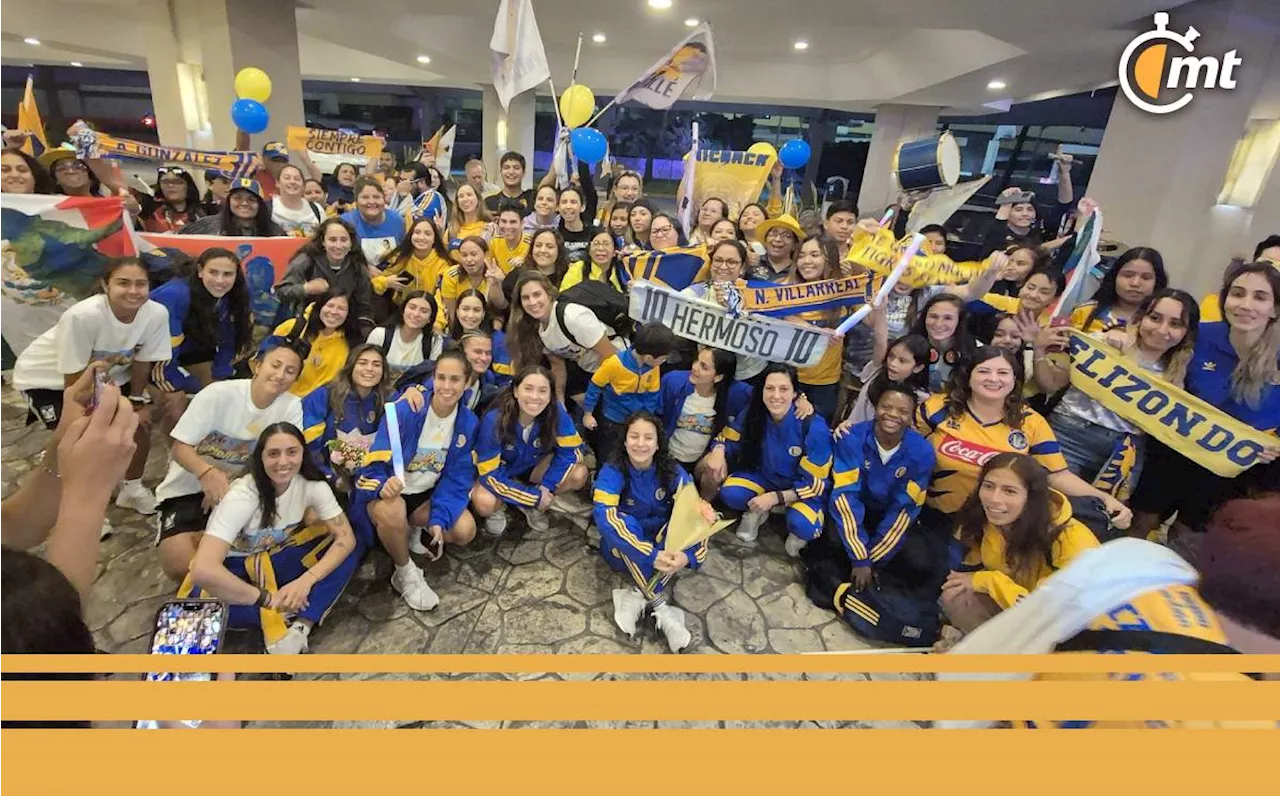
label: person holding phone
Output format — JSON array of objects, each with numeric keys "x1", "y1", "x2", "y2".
[
  {"x1": 183, "y1": 422, "x2": 357, "y2": 655},
  {"x1": 12, "y1": 257, "x2": 172, "y2": 528}
]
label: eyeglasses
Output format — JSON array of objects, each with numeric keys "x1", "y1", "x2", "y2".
[
  {"x1": 157, "y1": 166, "x2": 188, "y2": 177},
  {"x1": 55, "y1": 160, "x2": 88, "y2": 173},
  {"x1": 651, "y1": 225, "x2": 675, "y2": 235},
  {"x1": 711, "y1": 257, "x2": 743, "y2": 267}
]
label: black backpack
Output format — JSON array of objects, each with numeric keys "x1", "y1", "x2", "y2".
[{"x1": 554, "y1": 281, "x2": 632, "y2": 348}]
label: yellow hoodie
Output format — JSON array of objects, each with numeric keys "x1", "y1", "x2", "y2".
[{"x1": 959, "y1": 489, "x2": 1100, "y2": 609}]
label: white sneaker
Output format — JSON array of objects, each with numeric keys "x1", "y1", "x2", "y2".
[
  {"x1": 653, "y1": 603, "x2": 691, "y2": 653},
  {"x1": 116, "y1": 480, "x2": 158, "y2": 515},
  {"x1": 736, "y1": 511, "x2": 765, "y2": 543},
  {"x1": 391, "y1": 565, "x2": 439, "y2": 611},
  {"x1": 520, "y1": 505, "x2": 550, "y2": 532},
  {"x1": 612, "y1": 588, "x2": 646, "y2": 638},
  {"x1": 408, "y1": 527, "x2": 429, "y2": 555},
  {"x1": 484, "y1": 508, "x2": 508, "y2": 537},
  {"x1": 267, "y1": 622, "x2": 311, "y2": 654},
  {"x1": 784, "y1": 533, "x2": 808, "y2": 558},
  {"x1": 101, "y1": 519, "x2": 114, "y2": 539}
]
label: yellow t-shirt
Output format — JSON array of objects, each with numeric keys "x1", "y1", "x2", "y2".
[
  {"x1": 1069, "y1": 301, "x2": 1126, "y2": 333},
  {"x1": 490, "y1": 236, "x2": 529, "y2": 274},
  {"x1": 271, "y1": 319, "x2": 348, "y2": 398},
  {"x1": 373, "y1": 250, "x2": 449, "y2": 304},
  {"x1": 789, "y1": 307, "x2": 844, "y2": 387},
  {"x1": 916, "y1": 394, "x2": 1069, "y2": 515},
  {"x1": 449, "y1": 220, "x2": 489, "y2": 262},
  {"x1": 958, "y1": 490, "x2": 1100, "y2": 608},
  {"x1": 440, "y1": 265, "x2": 487, "y2": 305},
  {"x1": 560, "y1": 260, "x2": 624, "y2": 292}
]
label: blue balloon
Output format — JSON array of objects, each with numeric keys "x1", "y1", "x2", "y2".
[
  {"x1": 778, "y1": 139, "x2": 811, "y2": 170},
  {"x1": 231, "y1": 99, "x2": 269, "y2": 134},
  {"x1": 570, "y1": 127, "x2": 608, "y2": 164}
]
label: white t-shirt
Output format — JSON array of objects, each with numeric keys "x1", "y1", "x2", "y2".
[
  {"x1": 271, "y1": 199, "x2": 325, "y2": 237},
  {"x1": 538, "y1": 302, "x2": 623, "y2": 373},
  {"x1": 876, "y1": 441, "x2": 901, "y2": 465},
  {"x1": 365, "y1": 327, "x2": 443, "y2": 379},
  {"x1": 403, "y1": 405, "x2": 459, "y2": 495},
  {"x1": 12, "y1": 295, "x2": 170, "y2": 392},
  {"x1": 155, "y1": 380, "x2": 304, "y2": 502},
  {"x1": 204, "y1": 473, "x2": 342, "y2": 557},
  {"x1": 668, "y1": 390, "x2": 716, "y2": 464}
]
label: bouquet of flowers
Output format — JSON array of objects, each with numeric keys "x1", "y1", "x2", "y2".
[{"x1": 326, "y1": 437, "x2": 368, "y2": 474}]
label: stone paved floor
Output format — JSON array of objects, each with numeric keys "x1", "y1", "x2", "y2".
[{"x1": 2, "y1": 387, "x2": 926, "y2": 729}]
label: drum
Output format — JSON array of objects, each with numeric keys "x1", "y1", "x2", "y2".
[{"x1": 893, "y1": 132, "x2": 961, "y2": 192}]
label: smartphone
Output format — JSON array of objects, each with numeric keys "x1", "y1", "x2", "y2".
[
  {"x1": 89, "y1": 369, "x2": 110, "y2": 411},
  {"x1": 995, "y1": 190, "x2": 1036, "y2": 206},
  {"x1": 1046, "y1": 315, "x2": 1071, "y2": 353},
  {"x1": 134, "y1": 599, "x2": 228, "y2": 730}
]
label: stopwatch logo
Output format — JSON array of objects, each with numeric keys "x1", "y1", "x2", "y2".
[{"x1": 1118, "y1": 12, "x2": 1242, "y2": 115}]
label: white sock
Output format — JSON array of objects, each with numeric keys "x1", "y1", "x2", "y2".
[{"x1": 395, "y1": 561, "x2": 419, "y2": 578}]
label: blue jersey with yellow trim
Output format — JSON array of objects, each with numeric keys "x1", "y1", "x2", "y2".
[
  {"x1": 593, "y1": 461, "x2": 707, "y2": 570},
  {"x1": 300, "y1": 385, "x2": 383, "y2": 479},
  {"x1": 746, "y1": 409, "x2": 833, "y2": 497},
  {"x1": 829, "y1": 421, "x2": 935, "y2": 567},
  {"x1": 657, "y1": 371, "x2": 752, "y2": 459},
  {"x1": 1187, "y1": 321, "x2": 1280, "y2": 432},
  {"x1": 355, "y1": 398, "x2": 478, "y2": 532},
  {"x1": 583, "y1": 347, "x2": 661, "y2": 423},
  {"x1": 916, "y1": 394, "x2": 1067, "y2": 515},
  {"x1": 474, "y1": 404, "x2": 584, "y2": 507},
  {"x1": 150, "y1": 278, "x2": 237, "y2": 389}
]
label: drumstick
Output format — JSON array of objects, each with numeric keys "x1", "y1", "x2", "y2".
[{"x1": 834, "y1": 233, "x2": 926, "y2": 336}]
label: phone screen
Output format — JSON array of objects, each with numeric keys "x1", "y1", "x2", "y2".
[{"x1": 135, "y1": 600, "x2": 227, "y2": 729}]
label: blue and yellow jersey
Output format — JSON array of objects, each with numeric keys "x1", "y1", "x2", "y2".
[
  {"x1": 592, "y1": 461, "x2": 708, "y2": 570},
  {"x1": 829, "y1": 421, "x2": 935, "y2": 567},
  {"x1": 1186, "y1": 321, "x2": 1280, "y2": 432},
  {"x1": 490, "y1": 236, "x2": 530, "y2": 275},
  {"x1": 657, "y1": 371, "x2": 752, "y2": 456},
  {"x1": 1068, "y1": 301, "x2": 1126, "y2": 334},
  {"x1": 916, "y1": 394, "x2": 1068, "y2": 515},
  {"x1": 583, "y1": 348, "x2": 659, "y2": 423},
  {"x1": 355, "y1": 396, "x2": 478, "y2": 532},
  {"x1": 372, "y1": 250, "x2": 449, "y2": 308},
  {"x1": 149, "y1": 278, "x2": 237, "y2": 391},
  {"x1": 474, "y1": 404, "x2": 583, "y2": 507},
  {"x1": 490, "y1": 329, "x2": 513, "y2": 384},
  {"x1": 953, "y1": 489, "x2": 1099, "y2": 608},
  {"x1": 750, "y1": 409, "x2": 833, "y2": 497},
  {"x1": 1020, "y1": 584, "x2": 1274, "y2": 729},
  {"x1": 968, "y1": 292, "x2": 1052, "y2": 325},
  {"x1": 263, "y1": 318, "x2": 349, "y2": 398},
  {"x1": 301, "y1": 385, "x2": 383, "y2": 479}
]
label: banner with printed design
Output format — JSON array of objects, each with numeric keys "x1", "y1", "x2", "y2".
[
  {"x1": 613, "y1": 23, "x2": 716, "y2": 110},
  {"x1": 629, "y1": 280, "x2": 831, "y2": 368},
  {"x1": 676, "y1": 148, "x2": 776, "y2": 224},
  {"x1": 846, "y1": 227, "x2": 988, "y2": 289},
  {"x1": 2, "y1": 194, "x2": 139, "y2": 359},
  {"x1": 136, "y1": 233, "x2": 307, "y2": 326},
  {"x1": 285, "y1": 126, "x2": 384, "y2": 161},
  {"x1": 1067, "y1": 331, "x2": 1274, "y2": 477}
]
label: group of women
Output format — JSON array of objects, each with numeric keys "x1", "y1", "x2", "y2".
[{"x1": 5, "y1": 138, "x2": 1278, "y2": 654}]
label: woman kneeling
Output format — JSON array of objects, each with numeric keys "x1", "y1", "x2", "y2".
[{"x1": 184, "y1": 423, "x2": 357, "y2": 655}]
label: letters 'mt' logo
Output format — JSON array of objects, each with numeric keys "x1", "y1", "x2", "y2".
[{"x1": 1119, "y1": 12, "x2": 1242, "y2": 114}]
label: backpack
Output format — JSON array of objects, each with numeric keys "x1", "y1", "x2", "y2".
[{"x1": 554, "y1": 281, "x2": 632, "y2": 349}]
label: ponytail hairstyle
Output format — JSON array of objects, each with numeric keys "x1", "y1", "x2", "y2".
[
  {"x1": 1218, "y1": 260, "x2": 1280, "y2": 408},
  {"x1": 249, "y1": 422, "x2": 327, "y2": 529},
  {"x1": 187, "y1": 247, "x2": 252, "y2": 357},
  {"x1": 380, "y1": 289, "x2": 438, "y2": 361},
  {"x1": 448, "y1": 288, "x2": 496, "y2": 339},
  {"x1": 291, "y1": 291, "x2": 362, "y2": 348},
  {"x1": 327, "y1": 343, "x2": 394, "y2": 425},
  {"x1": 702, "y1": 347, "x2": 739, "y2": 445},
  {"x1": 610, "y1": 410, "x2": 682, "y2": 497}
]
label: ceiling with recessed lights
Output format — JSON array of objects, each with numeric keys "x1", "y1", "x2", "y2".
[{"x1": 0, "y1": 0, "x2": 1206, "y2": 113}]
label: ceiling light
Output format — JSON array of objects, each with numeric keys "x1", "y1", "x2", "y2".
[
  {"x1": 648, "y1": 0, "x2": 673, "y2": 9},
  {"x1": 24, "y1": 37, "x2": 41, "y2": 46},
  {"x1": 987, "y1": 79, "x2": 1007, "y2": 90},
  {"x1": 350, "y1": 77, "x2": 361, "y2": 82},
  {"x1": 70, "y1": 61, "x2": 83, "y2": 67},
  {"x1": 416, "y1": 55, "x2": 431, "y2": 64},
  {"x1": 793, "y1": 40, "x2": 809, "y2": 51},
  {"x1": 685, "y1": 18, "x2": 699, "y2": 27},
  {"x1": 592, "y1": 33, "x2": 606, "y2": 43}
]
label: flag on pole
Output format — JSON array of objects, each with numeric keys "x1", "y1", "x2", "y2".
[
  {"x1": 420, "y1": 125, "x2": 457, "y2": 176},
  {"x1": 613, "y1": 22, "x2": 716, "y2": 109},
  {"x1": 1050, "y1": 209, "x2": 1103, "y2": 320},
  {"x1": 16, "y1": 75, "x2": 49, "y2": 157},
  {"x1": 490, "y1": 0, "x2": 551, "y2": 112},
  {"x1": 676, "y1": 122, "x2": 699, "y2": 239}
]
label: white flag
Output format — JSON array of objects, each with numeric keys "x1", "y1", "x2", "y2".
[
  {"x1": 490, "y1": 0, "x2": 551, "y2": 112},
  {"x1": 676, "y1": 122, "x2": 699, "y2": 239},
  {"x1": 614, "y1": 23, "x2": 716, "y2": 110}
]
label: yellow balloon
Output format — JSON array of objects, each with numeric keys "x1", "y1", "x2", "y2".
[
  {"x1": 747, "y1": 141, "x2": 777, "y2": 160},
  {"x1": 235, "y1": 67, "x2": 272, "y2": 103},
  {"x1": 559, "y1": 85, "x2": 596, "y2": 129}
]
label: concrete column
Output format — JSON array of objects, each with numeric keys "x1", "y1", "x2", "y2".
[
  {"x1": 140, "y1": 0, "x2": 305, "y2": 151},
  {"x1": 1085, "y1": 0, "x2": 1280, "y2": 298},
  {"x1": 857, "y1": 104, "x2": 941, "y2": 215},
  {"x1": 482, "y1": 85, "x2": 537, "y2": 189}
]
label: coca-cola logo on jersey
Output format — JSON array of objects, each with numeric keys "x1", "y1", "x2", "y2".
[{"x1": 938, "y1": 436, "x2": 1000, "y2": 466}]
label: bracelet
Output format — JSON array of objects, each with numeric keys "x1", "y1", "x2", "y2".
[
  {"x1": 775, "y1": 491, "x2": 787, "y2": 505},
  {"x1": 197, "y1": 465, "x2": 215, "y2": 480}
]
